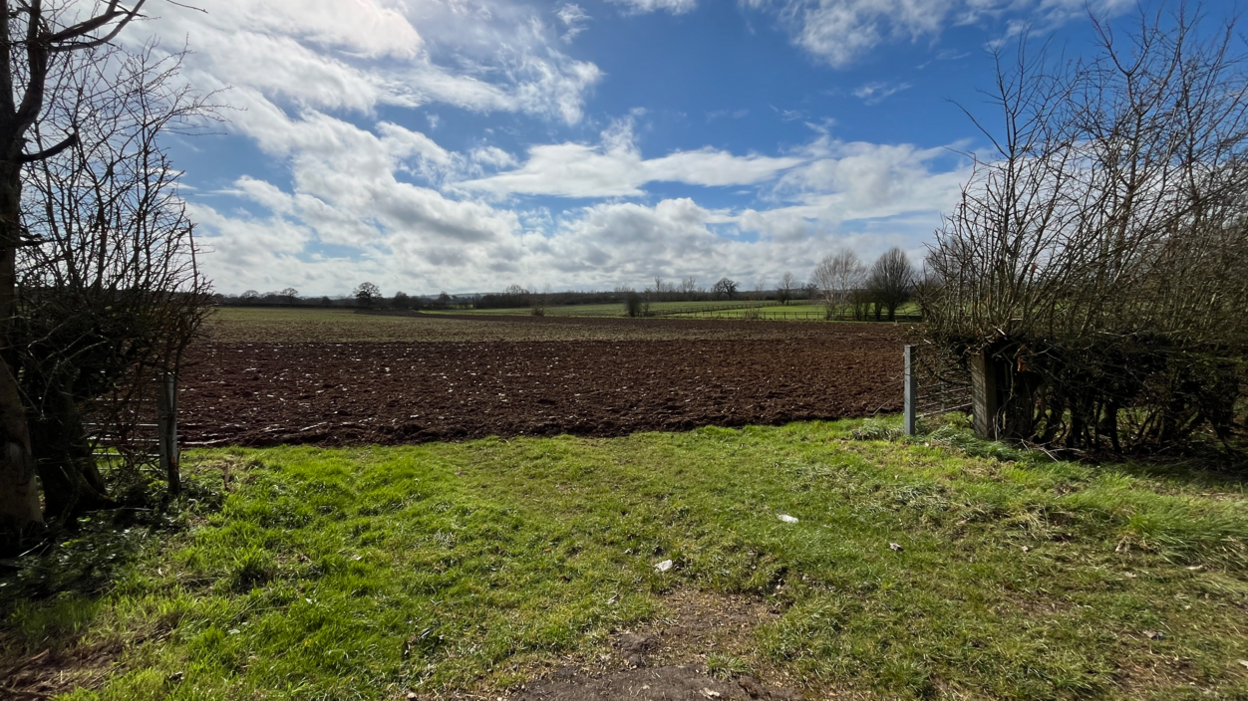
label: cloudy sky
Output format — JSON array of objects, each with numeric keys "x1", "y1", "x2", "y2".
[{"x1": 122, "y1": 0, "x2": 1146, "y2": 296}]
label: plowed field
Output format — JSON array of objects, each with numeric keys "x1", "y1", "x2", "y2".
[{"x1": 181, "y1": 313, "x2": 904, "y2": 446}]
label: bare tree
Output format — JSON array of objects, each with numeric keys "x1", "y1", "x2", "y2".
[
  {"x1": 712, "y1": 277, "x2": 739, "y2": 300},
  {"x1": 922, "y1": 7, "x2": 1248, "y2": 450},
  {"x1": 777, "y1": 271, "x2": 797, "y2": 305},
  {"x1": 280, "y1": 287, "x2": 299, "y2": 305},
  {"x1": 866, "y1": 248, "x2": 914, "y2": 321},
  {"x1": 0, "y1": 0, "x2": 162, "y2": 551},
  {"x1": 17, "y1": 40, "x2": 213, "y2": 521},
  {"x1": 651, "y1": 276, "x2": 677, "y2": 302},
  {"x1": 354, "y1": 282, "x2": 381, "y2": 308},
  {"x1": 680, "y1": 276, "x2": 697, "y2": 299},
  {"x1": 750, "y1": 278, "x2": 765, "y2": 301},
  {"x1": 530, "y1": 284, "x2": 552, "y2": 316},
  {"x1": 810, "y1": 249, "x2": 865, "y2": 319}
]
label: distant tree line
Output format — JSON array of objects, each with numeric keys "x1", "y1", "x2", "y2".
[
  {"x1": 809, "y1": 247, "x2": 917, "y2": 321},
  {"x1": 218, "y1": 260, "x2": 927, "y2": 321},
  {"x1": 215, "y1": 286, "x2": 470, "y2": 311}
]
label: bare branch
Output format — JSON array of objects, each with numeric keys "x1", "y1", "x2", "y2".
[{"x1": 18, "y1": 131, "x2": 76, "y2": 162}]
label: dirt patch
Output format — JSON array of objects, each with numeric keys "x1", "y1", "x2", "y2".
[
  {"x1": 509, "y1": 590, "x2": 802, "y2": 701},
  {"x1": 511, "y1": 666, "x2": 802, "y2": 701},
  {"x1": 0, "y1": 643, "x2": 121, "y2": 698},
  {"x1": 179, "y1": 323, "x2": 903, "y2": 448},
  {"x1": 629, "y1": 589, "x2": 782, "y2": 669}
]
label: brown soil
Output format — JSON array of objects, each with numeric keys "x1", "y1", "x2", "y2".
[
  {"x1": 506, "y1": 590, "x2": 804, "y2": 701},
  {"x1": 511, "y1": 666, "x2": 800, "y2": 701},
  {"x1": 179, "y1": 322, "x2": 903, "y2": 447},
  {"x1": 1, "y1": 641, "x2": 125, "y2": 699}
]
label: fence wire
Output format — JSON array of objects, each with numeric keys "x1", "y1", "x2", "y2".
[
  {"x1": 905, "y1": 344, "x2": 972, "y2": 434},
  {"x1": 82, "y1": 373, "x2": 178, "y2": 480}
]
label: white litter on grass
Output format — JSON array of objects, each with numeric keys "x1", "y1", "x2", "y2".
[
  {"x1": 778, "y1": 514, "x2": 799, "y2": 524},
  {"x1": 654, "y1": 559, "x2": 673, "y2": 572}
]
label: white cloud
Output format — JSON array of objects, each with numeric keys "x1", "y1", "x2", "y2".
[
  {"x1": 458, "y1": 116, "x2": 803, "y2": 197},
  {"x1": 227, "y1": 176, "x2": 295, "y2": 215},
  {"x1": 769, "y1": 137, "x2": 969, "y2": 220},
  {"x1": 217, "y1": 0, "x2": 423, "y2": 58},
  {"x1": 111, "y1": 0, "x2": 981, "y2": 296},
  {"x1": 472, "y1": 146, "x2": 519, "y2": 169},
  {"x1": 852, "y1": 81, "x2": 912, "y2": 104},
  {"x1": 193, "y1": 123, "x2": 970, "y2": 295},
  {"x1": 135, "y1": 0, "x2": 603, "y2": 125},
  {"x1": 608, "y1": 0, "x2": 697, "y2": 15},
  {"x1": 211, "y1": 98, "x2": 518, "y2": 249},
  {"x1": 183, "y1": 86, "x2": 971, "y2": 296},
  {"x1": 744, "y1": 0, "x2": 1132, "y2": 67},
  {"x1": 743, "y1": 0, "x2": 952, "y2": 67},
  {"x1": 556, "y1": 3, "x2": 591, "y2": 42}
]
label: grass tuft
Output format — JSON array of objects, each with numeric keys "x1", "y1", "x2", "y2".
[{"x1": 705, "y1": 652, "x2": 752, "y2": 679}]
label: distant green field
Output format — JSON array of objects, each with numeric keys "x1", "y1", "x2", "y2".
[
  {"x1": 671, "y1": 303, "x2": 826, "y2": 321},
  {"x1": 670, "y1": 301, "x2": 923, "y2": 321},
  {"x1": 425, "y1": 299, "x2": 782, "y2": 318}
]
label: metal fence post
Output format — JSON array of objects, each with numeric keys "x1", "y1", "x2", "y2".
[
  {"x1": 157, "y1": 372, "x2": 180, "y2": 495},
  {"x1": 904, "y1": 345, "x2": 917, "y2": 436}
]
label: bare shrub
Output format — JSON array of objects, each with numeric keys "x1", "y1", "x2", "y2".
[
  {"x1": 922, "y1": 8, "x2": 1248, "y2": 452},
  {"x1": 713, "y1": 277, "x2": 739, "y2": 300},
  {"x1": 18, "y1": 42, "x2": 215, "y2": 517},
  {"x1": 623, "y1": 288, "x2": 649, "y2": 317}
]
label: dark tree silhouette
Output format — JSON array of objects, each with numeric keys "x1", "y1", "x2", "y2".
[{"x1": 866, "y1": 248, "x2": 914, "y2": 321}]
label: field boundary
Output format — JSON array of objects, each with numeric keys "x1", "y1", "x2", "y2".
[{"x1": 904, "y1": 344, "x2": 973, "y2": 434}]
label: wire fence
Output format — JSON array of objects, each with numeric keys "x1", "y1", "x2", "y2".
[
  {"x1": 82, "y1": 372, "x2": 181, "y2": 493},
  {"x1": 904, "y1": 344, "x2": 973, "y2": 435},
  {"x1": 651, "y1": 302, "x2": 782, "y2": 317}
]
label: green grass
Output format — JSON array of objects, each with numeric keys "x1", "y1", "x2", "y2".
[
  {"x1": 671, "y1": 303, "x2": 825, "y2": 320},
  {"x1": 427, "y1": 300, "x2": 781, "y2": 318},
  {"x1": 3, "y1": 420, "x2": 1247, "y2": 700},
  {"x1": 667, "y1": 301, "x2": 923, "y2": 321}
]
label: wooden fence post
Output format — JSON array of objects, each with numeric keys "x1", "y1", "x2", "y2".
[
  {"x1": 156, "y1": 372, "x2": 180, "y2": 495},
  {"x1": 970, "y1": 352, "x2": 999, "y2": 439},
  {"x1": 904, "y1": 345, "x2": 917, "y2": 436}
]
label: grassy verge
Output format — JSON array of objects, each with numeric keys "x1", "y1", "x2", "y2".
[{"x1": 2, "y1": 419, "x2": 1246, "y2": 700}]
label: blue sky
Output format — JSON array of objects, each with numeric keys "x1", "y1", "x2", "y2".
[{"x1": 127, "y1": 0, "x2": 1155, "y2": 296}]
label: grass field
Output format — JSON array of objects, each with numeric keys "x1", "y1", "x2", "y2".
[
  {"x1": 663, "y1": 302, "x2": 925, "y2": 322},
  {"x1": 3, "y1": 419, "x2": 1246, "y2": 700},
  {"x1": 426, "y1": 300, "x2": 782, "y2": 318},
  {"x1": 670, "y1": 303, "x2": 827, "y2": 320},
  {"x1": 420, "y1": 299, "x2": 921, "y2": 322}
]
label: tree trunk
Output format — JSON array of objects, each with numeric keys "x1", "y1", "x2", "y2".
[
  {"x1": 29, "y1": 380, "x2": 111, "y2": 522},
  {"x1": 0, "y1": 160, "x2": 43, "y2": 554}
]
